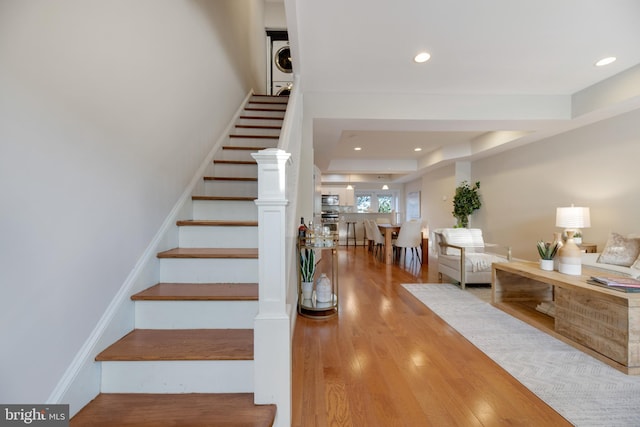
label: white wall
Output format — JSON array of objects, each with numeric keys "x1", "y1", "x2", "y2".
[
  {"x1": 0, "y1": 0, "x2": 265, "y2": 404},
  {"x1": 417, "y1": 108, "x2": 640, "y2": 261}
]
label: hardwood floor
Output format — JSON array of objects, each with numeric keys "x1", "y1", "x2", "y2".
[{"x1": 292, "y1": 246, "x2": 571, "y2": 427}]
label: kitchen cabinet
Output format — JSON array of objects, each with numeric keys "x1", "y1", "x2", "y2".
[{"x1": 321, "y1": 187, "x2": 354, "y2": 206}]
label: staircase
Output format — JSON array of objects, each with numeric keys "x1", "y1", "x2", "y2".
[{"x1": 70, "y1": 95, "x2": 288, "y2": 427}]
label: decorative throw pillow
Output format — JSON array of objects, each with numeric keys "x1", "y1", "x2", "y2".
[
  {"x1": 597, "y1": 232, "x2": 640, "y2": 267},
  {"x1": 442, "y1": 228, "x2": 485, "y2": 255}
]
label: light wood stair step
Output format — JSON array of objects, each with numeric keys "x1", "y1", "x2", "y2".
[
  {"x1": 214, "y1": 159, "x2": 257, "y2": 165},
  {"x1": 239, "y1": 115, "x2": 283, "y2": 121},
  {"x1": 236, "y1": 124, "x2": 282, "y2": 130},
  {"x1": 132, "y1": 283, "x2": 258, "y2": 301},
  {"x1": 176, "y1": 220, "x2": 258, "y2": 227},
  {"x1": 70, "y1": 393, "x2": 276, "y2": 427},
  {"x1": 96, "y1": 329, "x2": 253, "y2": 361},
  {"x1": 157, "y1": 248, "x2": 258, "y2": 258}
]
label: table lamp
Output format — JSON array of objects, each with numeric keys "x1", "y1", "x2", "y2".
[{"x1": 555, "y1": 205, "x2": 591, "y2": 275}]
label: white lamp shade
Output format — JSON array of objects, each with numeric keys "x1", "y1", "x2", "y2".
[{"x1": 556, "y1": 206, "x2": 591, "y2": 229}]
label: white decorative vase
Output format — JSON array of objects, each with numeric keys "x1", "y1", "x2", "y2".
[
  {"x1": 301, "y1": 281, "x2": 314, "y2": 300},
  {"x1": 315, "y1": 273, "x2": 332, "y2": 303},
  {"x1": 540, "y1": 259, "x2": 554, "y2": 271}
]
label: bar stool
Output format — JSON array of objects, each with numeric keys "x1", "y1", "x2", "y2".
[{"x1": 346, "y1": 221, "x2": 357, "y2": 247}]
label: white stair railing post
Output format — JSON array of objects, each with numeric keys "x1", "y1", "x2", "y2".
[{"x1": 251, "y1": 148, "x2": 292, "y2": 427}]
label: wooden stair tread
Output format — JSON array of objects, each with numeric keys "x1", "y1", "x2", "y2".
[
  {"x1": 235, "y1": 124, "x2": 282, "y2": 130},
  {"x1": 70, "y1": 393, "x2": 276, "y2": 427},
  {"x1": 192, "y1": 196, "x2": 256, "y2": 201},
  {"x1": 239, "y1": 115, "x2": 283, "y2": 120},
  {"x1": 204, "y1": 176, "x2": 258, "y2": 181},
  {"x1": 214, "y1": 159, "x2": 257, "y2": 165},
  {"x1": 176, "y1": 220, "x2": 258, "y2": 227},
  {"x1": 157, "y1": 248, "x2": 258, "y2": 259},
  {"x1": 96, "y1": 329, "x2": 253, "y2": 361},
  {"x1": 132, "y1": 283, "x2": 258, "y2": 301}
]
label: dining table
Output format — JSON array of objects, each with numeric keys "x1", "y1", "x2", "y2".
[{"x1": 377, "y1": 224, "x2": 401, "y2": 264}]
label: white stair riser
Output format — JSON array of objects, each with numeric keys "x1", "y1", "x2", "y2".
[
  {"x1": 178, "y1": 226, "x2": 258, "y2": 248},
  {"x1": 203, "y1": 180, "x2": 257, "y2": 197},
  {"x1": 101, "y1": 360, "x2": 253, "y2": 393},
  {"x1": 231, "y1": 127, "x2": 281, "y2": 137},
  {"x1": 160, "y1": 258, "x2": 258, "y2": 282},
  {"x1": 246, "y1": 102, "x2": 286, "y2": 111},
  {"x1": 236, "y1": 117, "x2": 283, "y2": 127},
  {"x1": 192, "y1": 200, "x2": 257, "y2": 221},
  {"x1": 226, "y1": 138, "x2": 278, "y2": 148},
  {"x1": 241, "y1": 110, "x2": 285, "y2": 119},
  {"x1": 249, "y1": 96, "x2": 287, "y2": 103},
  {"x1": 214, "y1": 150, "x2": 257, "y2": 162},
  {"x1": 213, "y1": 163, "x2": 258, "y2": 178},
  {"x1": 135, "y1": 301, "x2": 257, "y2": 329}
]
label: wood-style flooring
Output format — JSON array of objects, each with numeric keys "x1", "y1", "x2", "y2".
[{"x1": 292, "y1": 246, "x2": 571, "y2": 426}]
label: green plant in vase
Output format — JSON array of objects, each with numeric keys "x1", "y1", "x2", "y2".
[
  {"x1": 537, "y1": 240, "x2": 559, "y2": 271},
  {"x1": 537, "y1": 240, "x2": 559, "y2": 260},
  {"x1": 452, "y1": 181, "x2": 481, "y2": 228},
  {"x1": 300, "y1": 248, "x2": 316, "y2": 282}
]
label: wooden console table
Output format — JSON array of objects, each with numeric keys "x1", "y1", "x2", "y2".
[{"x1": 492, "y1": 261, "x2": 640, "y2": 375}]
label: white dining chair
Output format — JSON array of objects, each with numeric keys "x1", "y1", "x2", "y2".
[
  {"x1": 365, "y1": 220, "x2": 386, "y2": 258},
  {"x1": 393, "y1": 219, "x2": 423, "y2": 263}
]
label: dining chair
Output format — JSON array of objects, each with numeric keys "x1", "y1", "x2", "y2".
[
  {"x1": 393, "y1": 219, "x2": 423, "y2": 263},
  {"x1": 366, "y1": 220, "x2": 386, "y2": 258}
]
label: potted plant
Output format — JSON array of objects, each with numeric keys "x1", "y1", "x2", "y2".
[
  {"x1": 452, "y1": 181, "x2": 481, "y2": 228},
  {"x1": 300, "y1": 248, "x2": 316, "y2": 299},
  {"x1": 573, "y1": 231, "x2": 583, "y2": 245},
  {"x1": 537, "y1": 240, "x2": 559, "y2": 271}
]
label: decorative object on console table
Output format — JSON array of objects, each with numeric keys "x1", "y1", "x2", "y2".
[
  {"x1": 556, "y1": 205, "x2": 591, "y2": 275},
  {"x1": 573, "y1": 231, "x2": 583, "y2": 245},
  {"x1": 537, "y1": 240, "x2": 559, "y2": 271},
  {"x1": 578, "y1": 243, "x2": 597, "y2": 253}
]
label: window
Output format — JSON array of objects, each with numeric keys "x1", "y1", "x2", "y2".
[
  {"x1": 378, "y1": 195, "x2": 392, "y2": 213},
  {"x1": 356, "y1": 194, "x2": 371, "y2": 213},
  {"x1": 355, "y1": 191, "x2": 396, "y2": 213}
]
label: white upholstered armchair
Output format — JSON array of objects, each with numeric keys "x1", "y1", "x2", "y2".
[{"x1": 434, "y1": 228, "x2": 512, "y2": 289}]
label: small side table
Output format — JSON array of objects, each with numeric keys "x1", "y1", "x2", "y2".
[{"x1": 578, "y1": 243, "x2": 597, "y2": 253}]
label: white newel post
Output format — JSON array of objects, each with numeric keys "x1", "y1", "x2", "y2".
[{"x1": 251, "y1": 148, "x2": 292, "y2": 427}]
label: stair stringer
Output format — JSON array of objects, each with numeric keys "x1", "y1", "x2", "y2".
[{"x1": 47, "y1": 91, "x2": 254, "y2": 417}]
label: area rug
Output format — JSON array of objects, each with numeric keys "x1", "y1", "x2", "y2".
[{"x1": 403, "y1": 283, "x2": 640, "y2": 427}]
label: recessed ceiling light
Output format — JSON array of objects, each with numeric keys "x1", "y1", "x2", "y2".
[
  {"x1": 354, "y1": 147, "x2": 362, "y2": 151},
  {"x1": 414, "y1": 147, "x2": 422, "y2": 152},
  {"x1": 414, "y1": 52, "x2": 431, "y2": 63},
  {"x1": 595, "y1": 56, "x2": 616, "y2": 67}
]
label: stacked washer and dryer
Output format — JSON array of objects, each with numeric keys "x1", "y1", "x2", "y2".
[{"x1": 267, "y1": 31, "x2": 292, "y2": 96}]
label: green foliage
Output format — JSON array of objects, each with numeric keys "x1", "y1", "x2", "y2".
[
  {"x1": 537, "y1": 240, "x2": 559, "y2": 260},
  {"x1": 452, "y1": 181, "x2": 481, "y2": 228},
  {"x1": 300, "y1": 248, "x2": 316, "y2": 282}
]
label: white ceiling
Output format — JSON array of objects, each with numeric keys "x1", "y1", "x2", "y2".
[{"x1": 283, "y1": 0, "x2": 640, "y2": 183}]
